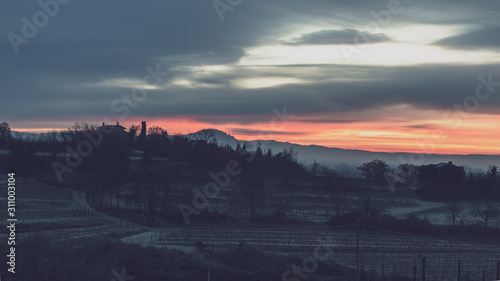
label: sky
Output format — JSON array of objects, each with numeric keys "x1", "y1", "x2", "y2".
[{"x1": 2, "y1": 0, "x2": 500, "y2": 155}]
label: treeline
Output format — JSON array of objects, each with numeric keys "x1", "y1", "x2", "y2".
[
  {"x1": 0, "y1": 121, "x2": 310, "y2": 221},
  {"x1": 351, "y1": 158, "x2": 500, "y2": 201},
  {"x1": 0, "y1": 121, "x2": 308, "y2": 178}
]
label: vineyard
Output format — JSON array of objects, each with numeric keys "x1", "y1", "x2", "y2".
[
  {"x1": 151, "y1": 225, "x2": 500, "y2": 281},
  {"x1": 1, "y1": 176, "x2": 499, "y2": 281},
  {"x1": 0, "y1": 176, "x2": 145, "y2": 246},
  {"x1": 101, "y1": 179, "x2": 418, "y2": 223}
]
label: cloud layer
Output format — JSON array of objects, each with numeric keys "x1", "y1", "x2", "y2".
[{"x1": 2, "y1": 0, "x2": 500, "y2": 153}]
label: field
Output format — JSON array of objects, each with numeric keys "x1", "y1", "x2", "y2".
[
  {"x1": 1, "y1": 175, "x2": 499, "y2": 281},
  {"x1": 95, "y1": 177, "x2": 419, "y2": 223},
  {"x1": 148, "y1": 225, "x2": 500, "y2": 281},
  {"x1": 0, "y1": 176, "x2": 145, "y2": 246},
  {"x1": 388, "y1": 199, "x2": 500, "y2": 228}
]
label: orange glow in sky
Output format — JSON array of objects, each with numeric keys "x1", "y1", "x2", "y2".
[{"x1": 11, "y1": 108, "x2": 500, "y2": 155}]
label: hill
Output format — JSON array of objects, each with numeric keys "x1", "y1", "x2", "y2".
[{"x1": 192, "y1": 129, "x2": 500, "y2": 169}]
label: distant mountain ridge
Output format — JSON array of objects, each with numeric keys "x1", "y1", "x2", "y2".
[
  {"x1": 192, "y1": 129, "x2": 500, "y2": 170},
  {"x1": 11, "y1": 131, "x2": 55, "y2": 139}
]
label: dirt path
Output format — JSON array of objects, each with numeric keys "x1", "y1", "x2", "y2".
[{"x1": 62, "y1": 183, "x2": 158, "y2": 237}]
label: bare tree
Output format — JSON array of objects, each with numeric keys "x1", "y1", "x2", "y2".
[
  {"x1": 476, "y1": 202, "x2": 499, "y2": 230},
  {"x1": 363, "y1": 197, "x2": 371, "y2": 217},
  {"x1": 248, "y1": 184, "x2": 263, "y2": 219},
  {"x1": 129, "y1": 125, "x2": 140, "y2": 134},
  {"x1": 146, "y1": 182, "x2": 162, "y2": 221},
  {"x1": 159, "y1": 184, "x2": 172, "y2": 217},
  {"x1": 132, "y1": 183, "x2": 142, "y2": 217},
  {"x1": 148, "y1": 126, "x2": 168, "y2": 135},
  {"x1": 447, "y1": 201, "x2": 463, "y2": 228},
  {"x1": 115, "y1": 184, "x2": 122, "y2": 210},
  {"x1": 269, "y1": 194, "x2": 291, "y2": 219},
  {"x1": 66, "y1": 122, "x2": 98, "y2": 143},
  {"x1": 128, "y1": 124, "x2": 140, "y2": 144}
]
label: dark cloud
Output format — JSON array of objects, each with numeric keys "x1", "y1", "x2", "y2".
[
  {"x1": 294, "y1": 118, "x2": 364, "y2": 124},
  {"x1": 229, "y1": 128, "x2": 307, "y2": 136},
  {"x1": 2, "y1": 0, "x2": 500, "y2": 128},
  {"x1": 3, "y1": 63, "x2": 500, "y2": 124},
  {"x1": 401, "y1": 124, "x2": 437, "y2": 129},
  {"x1": 433, "y1": 26, "x2": 500, "y2": 50},
  {"x1": 284, "y1": 29, "x2": 391, "y2": 45}
]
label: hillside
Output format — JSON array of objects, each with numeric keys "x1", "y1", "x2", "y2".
[
  {"x1": 11, "y1": 128, "x2": 500, "y2": 169},
  {"x1": 193, "y1": 129, "x2": 500, "y2": 169}
]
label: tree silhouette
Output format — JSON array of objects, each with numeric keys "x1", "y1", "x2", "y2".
[
  {"x1": 244, "y1": 146, "x2": 267, "y2": 219},
  {"x1": 483, "y1": 165, "x2": 499, "y2": 198},
  {"x1": 418, "y1": 162, "x2": 465, "y2": 201},
  {"x1": 447, "y1": 201, "x2": 463, "y2": 228},
  {"x1": 476, "y1": 202, "x2": 499, "y2": 230},
  {"x1": 0, "y1": 122, "x2": 12, "y2": 148},
  {"x1": 397, "y1": 163, "x2": 419, "y2": 188},
  {"x1": 128, "y1": 124, "x2": 140, "y2": 145},
  {"x1": 146, "y1": 126, "x2": 169, "y2": 156},
  {"x1": 278, "y1": 147, "x2": 298, "y2": 185},
  {"x1": 358, "y1": 159, "x2": 390, "y2": 188}
]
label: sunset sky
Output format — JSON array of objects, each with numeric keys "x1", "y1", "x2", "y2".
[{"x1": 2, "y1": 0, "x2": 500, "y2": 155}]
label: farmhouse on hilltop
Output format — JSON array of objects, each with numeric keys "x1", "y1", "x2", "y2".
[{"x1": 98, "y1": 121, "x2": 126, "y2": 135}]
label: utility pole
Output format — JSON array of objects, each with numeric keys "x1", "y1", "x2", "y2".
[
  {"x1": 207, "y1": 267, "x2": 211, "y2": 281},
  {"x1": 422, "y1": 258, "x2": 426, "y2": 281},
  {"x1": 497, "y1": 261, "x2": 500, "y2": 280},
  {"x1": 356, "y1": 220, "x2": 360, "y2": 281}
]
